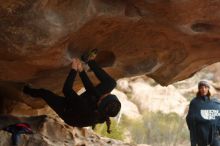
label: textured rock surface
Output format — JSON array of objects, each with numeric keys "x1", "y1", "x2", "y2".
[
  {"x1": 117, "y1": 76, "x2": 188, "y2": 116},
  {"x1": 1, "y1": 0, "x2": 220, "y2": 86},
  {"x1": 1, "y1": 0, "x2": 220, "y2": 116},
  {"x1": 112, "y1": 89, "x2": 142, "y2": 120},
  {"x1": 0, "y1": 115, "x2": 135, "y2": 146}
]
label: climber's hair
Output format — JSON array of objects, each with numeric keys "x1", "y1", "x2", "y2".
[
  {"x1": 91, "y1": 117, "x2": 111, "y2": 134},
  {"x1": 106, "y1": 117, "x2": 111, "y2": 134}
]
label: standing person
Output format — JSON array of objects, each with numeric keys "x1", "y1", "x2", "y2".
[
  {"x1": 186, "y1": 81, "x2": 220, "y2": 146},
  {"x1": 23, "y1": 49, "x2": 121, "y2": 133}
]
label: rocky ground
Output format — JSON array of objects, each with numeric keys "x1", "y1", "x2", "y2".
[{"x1": 0, "y1": 115, "x2": 135, "y2": 146}]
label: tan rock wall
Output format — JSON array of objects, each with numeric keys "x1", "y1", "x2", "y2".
[{"x1": 1, "y1": 0, "x2": 220, "y2": 112}]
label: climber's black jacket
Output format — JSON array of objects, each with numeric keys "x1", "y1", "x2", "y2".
[{"x1": 23, "y1": 60, "x2": 117, "y2": 127}]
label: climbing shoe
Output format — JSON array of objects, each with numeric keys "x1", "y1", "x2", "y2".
[{"x1": 81, "y1": 48, "x2": 98, "y2": 63}]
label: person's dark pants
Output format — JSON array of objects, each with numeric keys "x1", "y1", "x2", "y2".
[
  {"x1": 23, "y1": 60, "x2": 116, "y2": 117},
  {"x1": 11, "y1": 130, "x2": 29, "y2": 146},
  {"x1": 197, "y1": 137, "x2": 220, "y2": 146},
  {"x1": 23, "y1": 87, "x2": 66, "y2": 118},
  {"x1": 211, "y1": 136, "x2": 220, "y2": 146}
]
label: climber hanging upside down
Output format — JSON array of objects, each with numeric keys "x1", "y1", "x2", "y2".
[{"x1": 23, "y1": 49, "x2": 121, "y2": 133}]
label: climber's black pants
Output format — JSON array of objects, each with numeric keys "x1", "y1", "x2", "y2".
[
  {"x1": 24, "y1": 60, "x2": 116, "y2": 117},
  {"x1": 23, "y1": 87, "x2": 66, "y2": 118}
]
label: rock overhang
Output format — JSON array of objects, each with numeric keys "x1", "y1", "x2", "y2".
[{"x1": 1, "y1": 0, "x2": 220, "y2": 112}]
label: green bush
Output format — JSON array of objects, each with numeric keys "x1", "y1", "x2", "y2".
[
  {"x1": 94, "y1": 118, "x2": 125, "y2": 140},
  {"x1": 141, "y1": 111, "x2": 189, "y2": 146},
  {"x1": 94, "y1": 111, "x2": 189, "y2": 146},
  {"x1": 120, "y1": 115, "x2": 146, "y2": 144},
  {"x1": 120, "y1": 111, "x2": 189, "y2": 146}
]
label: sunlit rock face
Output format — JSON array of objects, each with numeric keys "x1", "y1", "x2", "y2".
[
  {"x1": 117, "y1": 77, "x2": 189, "y2": 116},
  {"x1": 1, "y1": 0, "x2": 220, "y2": 111}
]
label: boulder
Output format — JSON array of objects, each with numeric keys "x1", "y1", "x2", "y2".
[{"x1": 0, "y1": 115, "x2": 135, "y2": 146}]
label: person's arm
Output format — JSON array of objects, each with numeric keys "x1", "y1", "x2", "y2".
[
  {"x1": 186, "y1": 101, "x2": 197, "y2": 146},
  {"x1": 79, "y1": 71, "x2": 101, "y2": 98},
  {"x1": 62, "y1": 69, "x2": 78, "y2": 98},
  {"x1": 62, "y1": 58, "x2": 79, "y2": 98}
]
